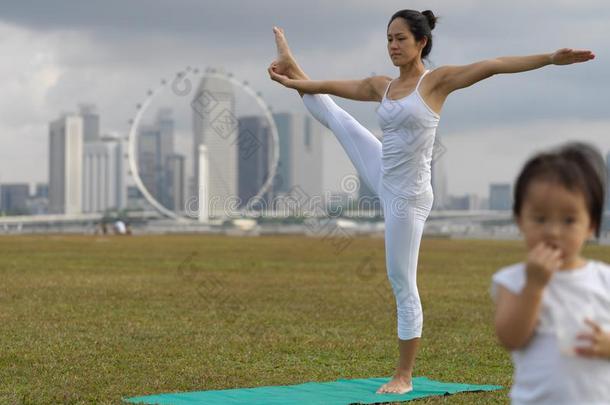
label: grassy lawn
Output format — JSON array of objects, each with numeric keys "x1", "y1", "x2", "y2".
[{"x1": 2, "y1": 234, "x2": 608, "y2": 404}]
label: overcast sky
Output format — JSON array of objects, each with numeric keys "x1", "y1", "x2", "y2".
[{"x1": 1, "y1": 0, "x2": 608, "y2": 197}]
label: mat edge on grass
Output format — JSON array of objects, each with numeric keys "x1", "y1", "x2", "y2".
[{"x1": 123, "y1": 376, "x2": 503, "y2": 405}]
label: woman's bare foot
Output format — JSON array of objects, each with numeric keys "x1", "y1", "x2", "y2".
[
  {"x1": 272, "y1": 26, "x2": 308, "y2": 80},
  {"x1": 376, "y1": 373, "x2": 413, "y2": 394}
]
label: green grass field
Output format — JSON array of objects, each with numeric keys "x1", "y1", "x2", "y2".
[{"x1": 2, "y1": 234, "x2": 608, "y2": 404}]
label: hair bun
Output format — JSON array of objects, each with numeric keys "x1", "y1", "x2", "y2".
[{"x1": 421, "y1": 10, "x2": 436, "y2": 30}]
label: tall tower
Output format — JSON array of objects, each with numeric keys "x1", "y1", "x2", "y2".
[
  {"x1": 137, "y1": 109, "x2": 176, "y2": 209},
  {"x1": 198, "y1": 145, "x2": 209, "y2": 222},
  {"x1": 165, "y1": 154, "x2": 186, "y2": 212},
  {"x1": 79, "y1": 103, "x2": 100, "y2": 143},
  {"x1": 272, "y1": 112, "x2": 323, "y2": 211},
  {"x1": 49, "y1": 114, "x2": 83, "y2": 214},
  {"x1": 192, "y1": 73, "x2": 238, "y2": 218},
  {"x1": 82, "y1": 134, "x2": 125, "y2": 213},
  {"x1": 489, "y1": 183, "x2": 512, "y2": 211},
  {"x1": 237, "y1": 115, "x2": 273, "y2": 208}
]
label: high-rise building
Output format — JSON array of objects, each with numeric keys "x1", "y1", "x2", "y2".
[
  {"x1": 271, "y1": 112, "x2": 323, "y2": 213},
  {"x1": 138, "y1": 124, "x2": 162, "y2": 200},
  {"x1": 137, "y1": 109, "x2": 175, "y2": 208},
  {"x1": 489, "y1": 183, "x2": 512, "y2": 211},
  {"x1": 237, "y1": 116, "x2": 273, "y2": 208},
  {"x1": 156, "y1": 108, "x2": 175, "y2": 164},
  {"x1": 166, "y1": 154, "x2": 186, "y2": 212},
  {"x1": 126, "y1": 185, "x2": 154, "y2": 211},
  {"x1": 448, "y1": 193, "x2": 482, "y2": 210},
  {"x1": 35, "y1": 183, "x2": 49, "y2": 199},
  {"x1": 82, "y1": 135, "x2": 125, "y2": 213},
  {"x1": 0, "y1": 184, "x2": 30, "y2": 215},
  {"x1": 192, "y1": 75, "x2": 238, "y2": 218},
  {"x1": 29, "y1": 183, "x2": 49, "y2": 215},
  {"x1": 79, "y1": 104, "x2": 100, "y2": 143},
  {"x1": 197, "y1": 145, "x2": 209, "y2": 221},
  {"x1": 49, "y1": 114, "x2": 83, "y2": 214}
]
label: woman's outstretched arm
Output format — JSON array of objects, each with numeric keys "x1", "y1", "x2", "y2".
[
  {"x1": 268, "y1": 65, "x2": 390, "y2": 102},
  {"x1": 269, "y1": 26, "x2": 391, "y2": 101},
  {"x1": 433, "y1": 48, "x2": 595, "y2": 96}
]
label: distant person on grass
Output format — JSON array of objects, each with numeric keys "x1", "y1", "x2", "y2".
[
  {"x1": 268, "y1": 9, "x2": 595, "y2": 395},
  {"x1": 492, "y1": 142, "x2": 610, "y2": 404}
]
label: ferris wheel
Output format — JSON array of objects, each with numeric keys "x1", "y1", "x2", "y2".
[{"x1": 126, "y1": 67, "x2": 280, "y2": 221}]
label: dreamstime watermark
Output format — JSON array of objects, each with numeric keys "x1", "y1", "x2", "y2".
[
  {"x1": 183, "y1": 123, "x2": 447, "y2": 221},
  {"x1": 184, "y1": 173, "x2": 383, "y2": 220},
  {"x1": 184, "y1": 184, "x2": 437, "y2": 221}
]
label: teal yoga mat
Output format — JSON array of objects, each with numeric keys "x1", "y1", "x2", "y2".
[{"x1": 123, "y1": 376, "x2": 503, "y2": 404}]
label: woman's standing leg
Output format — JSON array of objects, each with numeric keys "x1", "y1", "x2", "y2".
[{"x1": 376, "y1": 185, "x2": 434, "y2": 394}]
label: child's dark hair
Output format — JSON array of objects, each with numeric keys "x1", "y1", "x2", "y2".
[
  {"x1": 388, "y1": 10, "x2": 437, "y2": 59},
  {"x1": 513, "y1": 141, "x2": 607, "y2": 238}
]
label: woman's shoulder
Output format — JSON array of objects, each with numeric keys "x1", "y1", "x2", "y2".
[
  {"x1": 372, "y1": 75, "x2": 393, "y2": 83},
  {"x1": 422, "y1": 66, "x2": 448, "y2": 82},
  {"x1": 369, "y1": 75, "x2": 393, "y2": 99}
]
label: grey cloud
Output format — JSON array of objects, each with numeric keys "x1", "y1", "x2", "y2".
[{"x1": 0, "y1": 0, "x2": 381, "y2": 48}]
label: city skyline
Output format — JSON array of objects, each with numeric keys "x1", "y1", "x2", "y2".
[
  {"x1": 6, "y1": 96, "x2": 607, "y2": 216},
  {"x1": 2, "y1": 96, "x2": 531, "y2": 216}
]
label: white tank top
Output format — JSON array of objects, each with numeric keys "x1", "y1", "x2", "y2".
[{"x1": 376, "y1": 69, "x2": 440, "y2": 197}]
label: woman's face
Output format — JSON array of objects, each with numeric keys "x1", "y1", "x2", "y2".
[
  {"x1": 387, "y1": 18, "x2": 426, "y2": 65},
  {"x1": 516, "y1": 180, "x2": 595, "y2": 267}
]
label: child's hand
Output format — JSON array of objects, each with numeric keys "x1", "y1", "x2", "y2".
[
  {"x1": 575, "y1": 319, "x2": 610, "y2": 360},
  {"x1": 524, "y1": 241, "x2": 563, "y2": 290}
]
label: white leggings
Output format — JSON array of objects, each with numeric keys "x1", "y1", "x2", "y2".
[{"x1": 302, "y1": 94, "x2": 434, "y2": 340}]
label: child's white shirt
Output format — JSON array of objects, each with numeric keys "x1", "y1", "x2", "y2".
[{"x1": 491, "y1": 259, "x2": 610, "y2": 405}]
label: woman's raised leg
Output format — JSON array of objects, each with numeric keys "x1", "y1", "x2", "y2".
[
  {"x1": 271, "y1": 26, "x2": 382, "y2": 194},
  {"x1": 302, "y1": 94, "x2": 382, "y2": 195}
]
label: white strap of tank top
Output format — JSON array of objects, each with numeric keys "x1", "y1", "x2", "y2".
[
  {"x1": 383, "y1": 79, "x2": 393, "y2": 99},
  {"x1": 415, "y1": 69, "x2": 430, "y2": 92},
  {"x1": 384, "y1": 69, "x2": 430, "y2": 99}
]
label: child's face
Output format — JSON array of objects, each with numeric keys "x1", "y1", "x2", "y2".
[{"x1": 516, "y1": 180, "x2": 595, "y2": 266}]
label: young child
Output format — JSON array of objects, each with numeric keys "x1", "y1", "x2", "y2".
[{"x1": 491, "y1": 141, "x2": 610, "y2": 404}]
